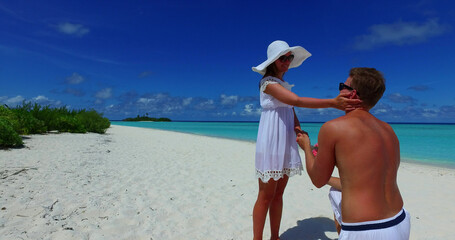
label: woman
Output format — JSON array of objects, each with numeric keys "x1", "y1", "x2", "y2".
[{"x1": 252, "y1": 40, "x2": 360, "y2": 240}]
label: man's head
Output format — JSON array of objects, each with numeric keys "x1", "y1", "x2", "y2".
[{"x1": 348, "y1": 67, "x2": 386, "y2": 109}]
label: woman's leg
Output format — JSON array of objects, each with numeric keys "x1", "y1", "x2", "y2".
[
  {"x1": 269, "y1": 175, "x2": 289, "y2": 240},
  {"x1": 253, "y1": 179, "x2": 278, "y2": 240}
]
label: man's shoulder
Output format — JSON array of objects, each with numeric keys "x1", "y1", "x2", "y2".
[
  {"x1": 323, "y1": 115, "x2": 350, "y2": 128},
  {"x1": 379, "y1": 119, "x2": 396, "y2": 134},
  {"x1": 320, "y1": 116, "x2": 350, "y2": 134}
]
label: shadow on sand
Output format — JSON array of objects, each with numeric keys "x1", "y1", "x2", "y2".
[{"x1": 280, "y1": 217, "x2": 338, "y2": 240}]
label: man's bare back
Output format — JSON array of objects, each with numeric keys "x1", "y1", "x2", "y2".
[
  {"x1": 321, "y1": 109, "x2": 404, "y2": 223},
  {"x1": 298, "y1": 68, "x2": 410, "y2": 238}
]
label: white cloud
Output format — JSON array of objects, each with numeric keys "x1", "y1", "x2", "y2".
[
  {"x1": 2, "y1": 95, "x2": 25, "y2": 107},
  {"x1": 95, "y1": 88, "x2": 113, "y2": 99},
  {"x1": 195, "y1": 99, "x2": 215, "y2": 110},
  {"x1": 315, "y1": 108, "x2": 338, "y2": 115},
  {"x1": 137, "y1": 94, "x2": 170, "y2": 105},
  {"x1": 33, "y1": 95, "x2": 49, "y2": 102},
  {"x1": 0, "y1": 95, "x2": 62, "y2": 107},
  {"x1": 182, "y1": 97, "x2": 193, "y2": 106},
  {"x1": 372, "y1": 108, "x2": 388, "y2": 114},
  {"x1": 32, "y1": 95, "x2": 62, "y2": 106},
  {"x1": 220, "y1": 94, "x2": 238, "y2": 105},
  {"x1": 137, "y1": 97, "x2": 152, "y2": 104},
  {"x1": 57, "y1": 22, "x2": 90, "y2": 37},
  {"x1": 354, "y1": 19, "x2": 448, "y2": 50},
  {"x1": 161, "y1": 105, "x2": 183, "y2": 113},
  {"x1": 66, "y1": 72, "x2": 85, "y2": 84},
  {"x1": 385, "y1": 93, "x2": 417, "y2": 104},
  {"x1": 421, "y1": 108, "x2": 439, "y2": 118},
  {"x1": 241, "y1": 104, "x2": 261, "y2": 116}
]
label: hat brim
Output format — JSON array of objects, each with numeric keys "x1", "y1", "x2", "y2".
[{"x1": 252, "y1": 46, "x2": 312, "y2": 75}]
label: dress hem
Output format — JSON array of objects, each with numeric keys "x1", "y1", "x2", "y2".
[{"x1": 256, "y1": 168, "x2": 302, "y2": 183}]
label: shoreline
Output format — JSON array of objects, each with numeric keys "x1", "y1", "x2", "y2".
[
  {"x1": 111, "y1": 120, "x2": 455, "y2": 124},
  {"x1": 1, "y1": 125, "x2": 454, "y2": 239},
  {"x1": 401, "y1": 157, "x2": 455, "y2": 170},
  {"x1": 111, "y1": 122, "x2": 455, "y2": 170}
]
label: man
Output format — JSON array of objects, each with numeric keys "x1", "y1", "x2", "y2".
[{"x1": 297, "y1": 68, "x2": 410, "y2": 239}]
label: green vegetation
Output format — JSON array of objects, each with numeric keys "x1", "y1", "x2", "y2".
[
  {"x1": 0, "y1": 117, "x2": 23, "y2": 148},
  {"x1": 0, "y1": 102, "x2": 111, "y2": 148},
  {"x1": 122, "y1": 114, "x2": 171, "y2": 122}
]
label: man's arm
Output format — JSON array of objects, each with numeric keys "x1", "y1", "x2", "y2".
[{"x1": 297, "y1": 122, "x2": 337, "y2": 188}]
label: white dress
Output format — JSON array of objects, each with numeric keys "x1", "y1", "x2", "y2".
[{"x1": 255, "y1": 76, "x2": 303, "y2": 183}]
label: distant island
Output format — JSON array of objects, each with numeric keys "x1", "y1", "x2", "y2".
[{"x1": 122, "y1": 115, "x2": 171, "y2": 122}]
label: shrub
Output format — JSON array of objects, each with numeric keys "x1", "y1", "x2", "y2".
[
  {"x1": 10, "y1": 109, "x2": 46, "y2": 134},
  {"x1": 0, "y1": 117, "x2": 23, "y2": 148},
  {"x1": 76, "y1": 110, "x2": 110, "y2": 133},
  {"x1": 55, "y1": 115, "x2": 86, "y2": 133},
  {"x1": 0, "y1": 105, "x2": 20, "y2": 132},
  {"x1": 1, "y1": 102, "x2": 110, "y2": 149},
  {"x1": 30, "y1": 104, "x2": 60, "y2": 131},
  {"x1": 10, "y1": 101, "x2": 47, "y2": 134}
]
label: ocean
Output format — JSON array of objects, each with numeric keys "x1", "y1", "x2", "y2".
[{"x1": 110, "y1": 121, "x2": 455, "y2": 169}]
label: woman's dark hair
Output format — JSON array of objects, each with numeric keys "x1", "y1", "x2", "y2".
[
  {"x1": 258, "y1": 62, "x2": 285, "y2": 89},
  {"x1": 263, "y1": 62, "x2": 283, "y2": 79}
]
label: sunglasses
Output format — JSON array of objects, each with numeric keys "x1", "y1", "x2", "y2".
[
  {"x1": 278, "y1": 54, "x2": 294, "y2": 62},
  {"x1": 339, "y1": 82, "x2": 360, "y2": 96}
]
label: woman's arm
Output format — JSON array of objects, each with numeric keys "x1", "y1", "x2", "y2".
[
  {"x1": 264, "y1": 82, "x2": 361, "y2": 110},
  {"x1": 293, "y1": 108, "x2": 303, "y2": 135},
  {"x1": 327, "y1": 177, "x2": 342, "y2": 191}
]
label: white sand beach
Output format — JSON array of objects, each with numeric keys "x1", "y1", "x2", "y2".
[{"x1": 1, "y1": 125, "x2": 454, "y2": 239}]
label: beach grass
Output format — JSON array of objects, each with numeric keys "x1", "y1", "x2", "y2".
[{"x1": 0, "y1": 102, "x2": 110, "y2": 148}]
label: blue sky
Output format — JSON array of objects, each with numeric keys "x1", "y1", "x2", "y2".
[{"x1": 1, "y1": 0, "x2": 454, "y2": 122}]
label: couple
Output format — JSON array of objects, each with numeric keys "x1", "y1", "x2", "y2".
[{"x1": 252, "y1": 41, "x2": 410, "y2": 240}]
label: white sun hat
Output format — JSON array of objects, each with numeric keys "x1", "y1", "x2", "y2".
[{"x1": 252, "y1": 40, "x2": 312, "y2": 75}]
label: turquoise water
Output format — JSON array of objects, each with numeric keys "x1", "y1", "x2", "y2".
[{"x1": 111, "y1": 121, "x2": 455, "y2": 168}]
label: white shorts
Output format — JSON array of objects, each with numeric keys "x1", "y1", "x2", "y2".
[
  {"x1": 328, "y1": 187, "x2": 411, "y2": 240},
  {"x1": 328, "y1": 187, "x2": 343, "y2": 224}
]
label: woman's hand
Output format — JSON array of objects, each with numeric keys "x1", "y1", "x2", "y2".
[
  {"x1": 294, "y1": 126, "x2": 305, "y2": 135},
  {"x1": 333, "y1": 92, "x2": 362, "y2": 111},
  {"x1": 296, "y1": 131, "x2": 311, "y2": 151}
]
